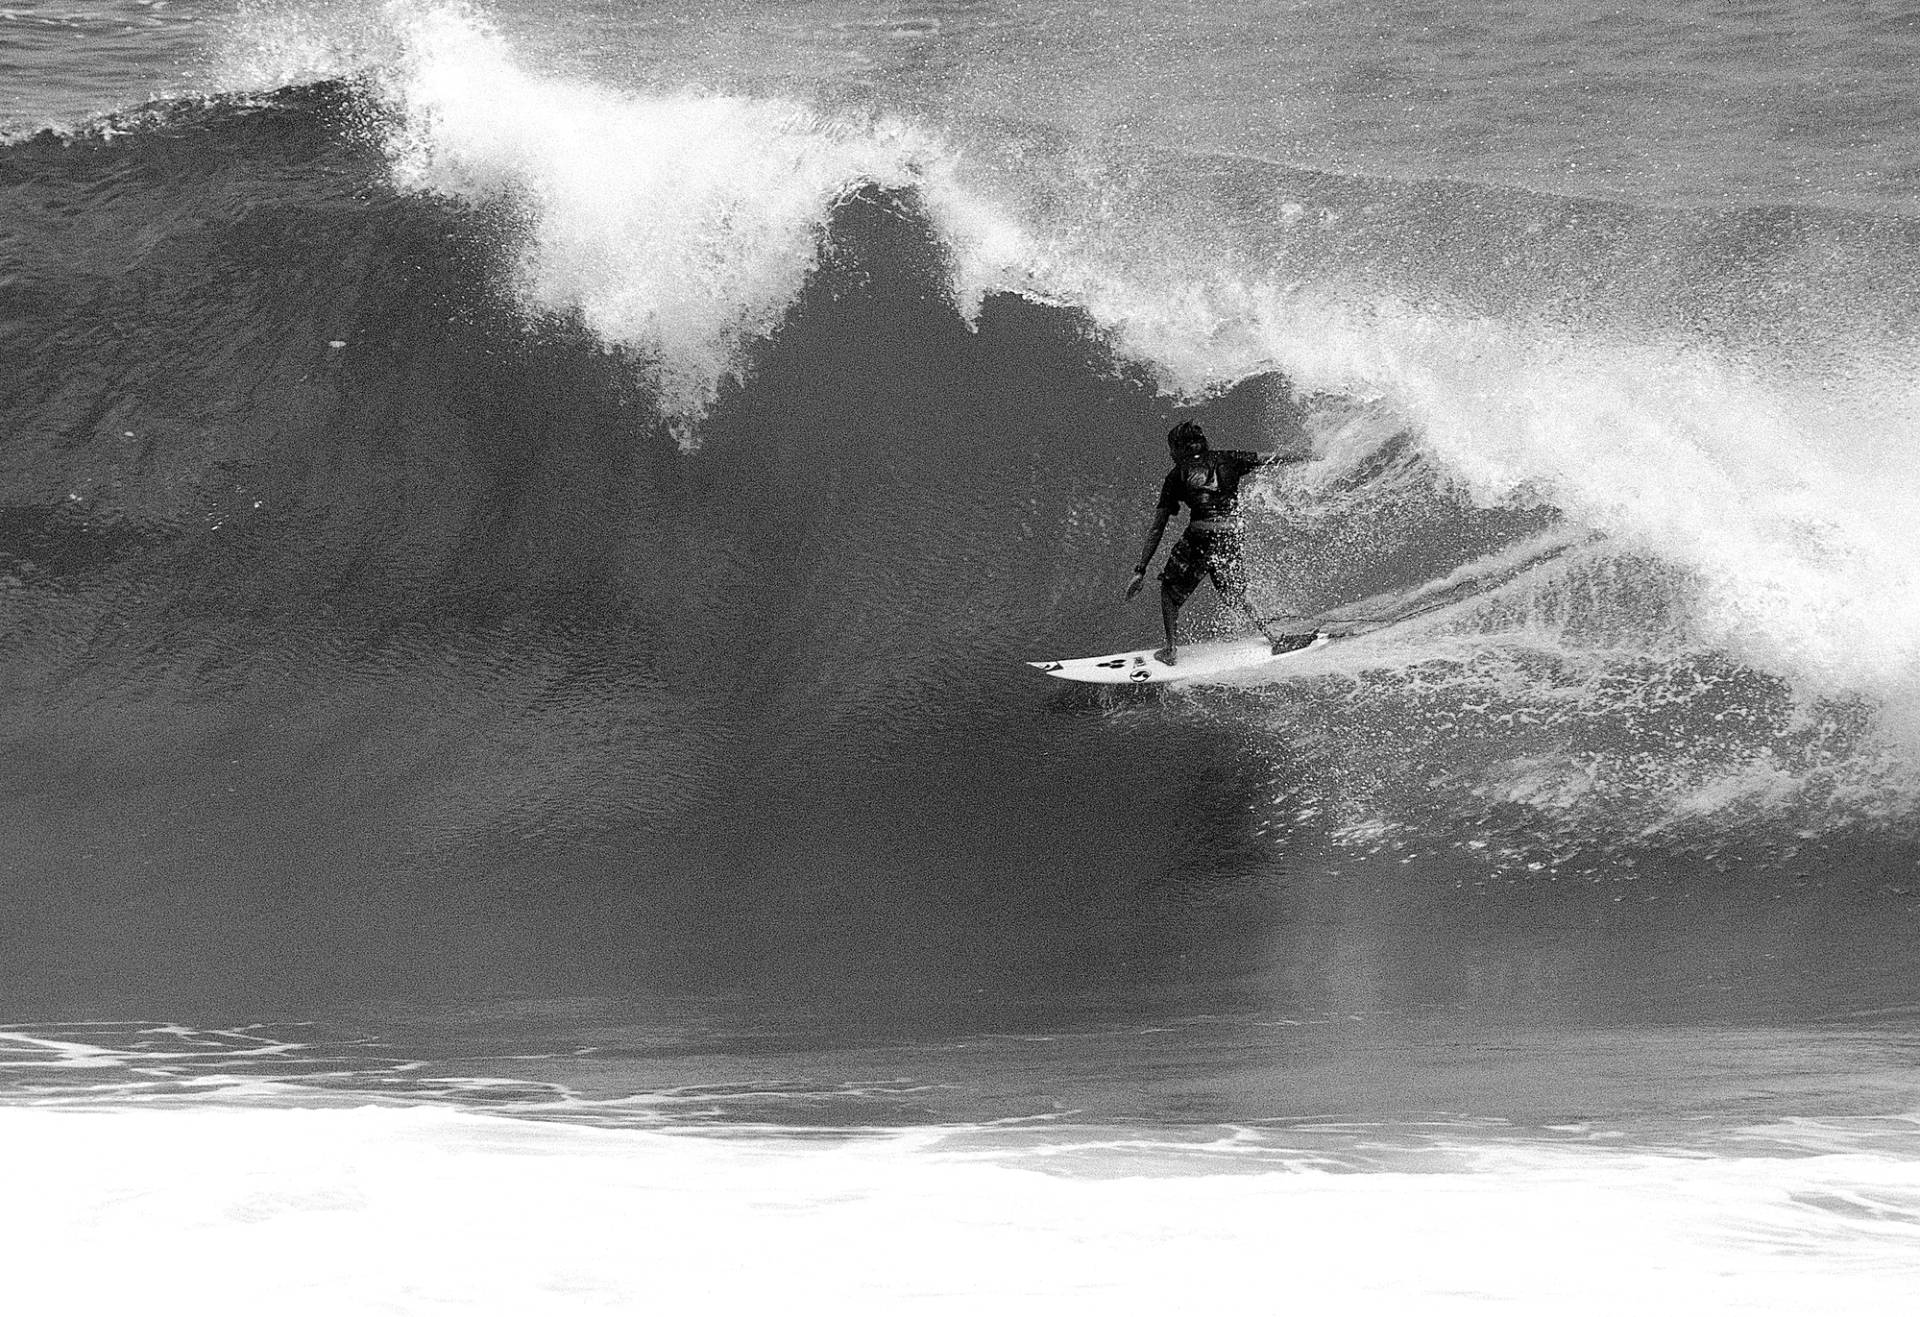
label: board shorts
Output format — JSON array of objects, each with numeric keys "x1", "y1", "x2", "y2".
[{"x1": 1159, "y1": 526, "x2": 1249, "y2": 605}]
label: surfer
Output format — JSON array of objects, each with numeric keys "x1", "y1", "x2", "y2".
[{"x1": 1124, "y1": 420, "x2": 1314, "y2": 666}]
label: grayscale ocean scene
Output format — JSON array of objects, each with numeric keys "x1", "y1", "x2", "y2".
[{"x1": 4, "y1": 1, "x2": 1918, "y2": 1309}]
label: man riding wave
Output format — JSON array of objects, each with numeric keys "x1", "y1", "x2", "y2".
[{"x1": 1124, "y1": 420, "x2": 1316, "y2": 666}]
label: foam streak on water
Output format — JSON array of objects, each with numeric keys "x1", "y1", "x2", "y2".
[
  {"x1": 4, "y1": 1103, "x2": 1917, "y2": 1314},
  {"x1": 19, "y1": 1021, "x2": 1917, "y2": 1315}
]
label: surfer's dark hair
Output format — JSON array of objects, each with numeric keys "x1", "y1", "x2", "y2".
[{"x1": 1167, "y1": 420, "x2": 1207, "y2": 449}]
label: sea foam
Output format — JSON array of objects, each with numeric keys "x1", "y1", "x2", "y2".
[
  {"x1": 218, "y1": 2, "x2": 973, "y2": 434},
  {"x1": 5, "y1": 1104, "x2": 1918, "y2": 1315}
]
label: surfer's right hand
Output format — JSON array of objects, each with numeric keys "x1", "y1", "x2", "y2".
[{"x1": 1124, "y1": 566, "x2": 1147, "y2": 599}]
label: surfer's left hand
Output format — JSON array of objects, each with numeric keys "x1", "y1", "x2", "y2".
[{"x1": 1124, "y1": 566, "x2": 1147, "y2": 599}]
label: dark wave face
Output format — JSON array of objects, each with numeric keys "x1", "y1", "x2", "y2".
[{"x1": 3, "y1": 75, "x2": 1918, "y2": 1033}]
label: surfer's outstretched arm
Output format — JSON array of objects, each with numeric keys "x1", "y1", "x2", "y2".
[
  {"x1": 1253, "y1": 448, "x2": 1310, "y2": 468},
  {"x1": 1124, "y1": 507, "x2": 1172, "y2": 599}
]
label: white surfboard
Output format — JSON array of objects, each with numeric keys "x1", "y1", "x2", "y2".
[{"x1": 1029, "y1": 632, "x2": 1330, "y2": 685}]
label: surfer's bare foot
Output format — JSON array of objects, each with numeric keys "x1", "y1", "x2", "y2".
[{"x1": 1153, "y1": 647, "x2": 1177, "y2": 666}]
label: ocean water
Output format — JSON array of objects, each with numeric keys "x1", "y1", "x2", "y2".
[{"x1": 4, "y1": 0, "x2": 1920, "y2": 1310}]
